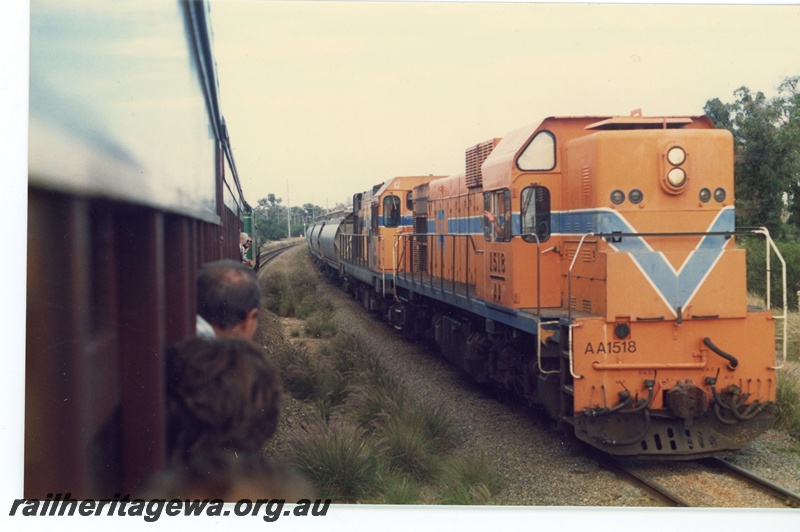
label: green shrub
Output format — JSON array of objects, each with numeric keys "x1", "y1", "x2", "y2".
[
  {"x1": 263, "y1": 270, "x2": 287, "y2": 315},
  {"x1": 280, "y1": 347, "x2": 322, "y2": 400},
  {"x1": 741, "y1": 236, "x2": 800, "y2": 311},
  {"x1": 375, "y1": 413, "x2": 440, "y2": 481},
  {"x1": 346, "y1": 373, "x2": 407, "y2": 431},
  {"x1": 319, "y1": 333, "x2": 369, "y2": 377},
  {"x1": 291, "y1": 417, "x2": 381, "y2": 503},
  {"x1": 775, "y1": 367, "x2": 800, "y2": 435},
  {"x1": 437, "y1": 455, "x2": 501, "y2": 505},
  {"x1": 296, "y1": 293, "x2": 335, "y2": 319},
  {"x1": 304, "y1": 314, "x2": 337, "y2": 338},
  {"x1": 372, "y1": 473, "x2": 422, "y2": 505},
  {"x1": 786, "y1": 312, "x2": 800, "y2": 363},
  {"x1": 403, "y1": 403, "x2": 460, "y2": 455},
  {"x1": 263, "y1": 259, "x2": 333, "y2": 318}
]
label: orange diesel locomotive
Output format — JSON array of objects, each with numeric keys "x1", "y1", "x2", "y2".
[{"x1": 308, "y1": 114, "x2": 787, "y2": 459}]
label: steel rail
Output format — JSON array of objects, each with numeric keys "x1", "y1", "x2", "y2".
[
  {"x1": 705, "y1": 457, "x2": 800, "y2": 507},
  {"x1": 603, "y1": 456, "x2": 692, "y2": 507},
  {"x1": 257, "y1": 241, "x2": 303, "y2": 274}
]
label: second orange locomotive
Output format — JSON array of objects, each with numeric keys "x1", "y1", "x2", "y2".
[{"x1": 309, "y1": 114, "x2": 783, "y2": 459}]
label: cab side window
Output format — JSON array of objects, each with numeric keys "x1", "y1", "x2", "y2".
[
  {"x1": 483, "y1": 190, "x2": 511, "y2": 242},
  {"x1": 383, "y1": 195, "x2": 401, "y2": 227},
  {"x1": 521, "y1": 185, "x2": 551, "y2": 242}
]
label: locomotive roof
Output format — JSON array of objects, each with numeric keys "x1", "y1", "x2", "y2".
[{"x1": 481, "y1": 114, "x2": 712, "y2": 189}]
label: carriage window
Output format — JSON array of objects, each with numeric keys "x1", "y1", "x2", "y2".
[
  {"x1": 521, "y1": 186, "x2": 551, "y2": 243},
  {"x1": 517, "y1": 131, "x2": 556, "y2": 171},
  {"x1": 483, "y1": 190, "x2": 511, "y2": 242},
  {"x1": 383, "y1": 195, "x2": 401, "y2": 227}
]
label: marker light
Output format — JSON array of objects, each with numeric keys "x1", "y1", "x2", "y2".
[
  {"x1": 714, "y1": 187, "x2": 726, "y2": 202},
  {"x1": 667, "y1": 167, "x2": 687, "y2": 188},
  {"x1": 699, "y1": 188, "x2": 711, "y2": 203},
  {"x1": 629, "y1": 189, "x2": 643, "y2": 204},
  {"x1": 667, "y1": 146, "x2": 686, "y2": 166},
  {"x1": 610, "y1": 190, "x2": 625, "y2": 205}
]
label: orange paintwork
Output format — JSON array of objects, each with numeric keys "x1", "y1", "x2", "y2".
[
  {"x1": 571, "y1": 311, "x2": 776, "y2": 412},
  {"x1": 357, "y1": 175, "x2": 444, "y2": 274},
  {"x1": 392, "y1": 114, "x2": 777, "y2": 414}
]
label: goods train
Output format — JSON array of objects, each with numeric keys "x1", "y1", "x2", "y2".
[
  {"x1": 25, "y1": 0, "x2": 253, "y2": 498},
  {"x1": 308, "y1": 114, "x2": 788, "y2": 459}
]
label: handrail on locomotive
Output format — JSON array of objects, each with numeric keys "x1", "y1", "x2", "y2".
[
  {"x1": 392, "y1": 232, "x2": 482, "y2": 302},
  {"x1": 388, "y1": 225, "x2": 788, "y2": 377}
]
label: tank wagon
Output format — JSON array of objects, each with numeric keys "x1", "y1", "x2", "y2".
[{"x1": 309, "y1": 114, "x2": 788, "y2": 459}]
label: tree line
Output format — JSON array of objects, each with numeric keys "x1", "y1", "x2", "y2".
[
  {"x1": 251, "y1": 193, "x2": 349, "y2": 242},
  {"x1": 705, "y1": 75, "x2": 800, "y2": 309},
  {"x1": 704, "y1": 75, "x2": 800, "y2": 238}
]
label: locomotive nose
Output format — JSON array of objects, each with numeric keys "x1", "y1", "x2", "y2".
[{"x1": 665, "y1": 381, "x2": 708, "y2": 426}]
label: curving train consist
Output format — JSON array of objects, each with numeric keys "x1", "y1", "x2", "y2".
[
  {"x1": 308, "y1": 114, "x2": 788, "y2": 459},
  {"x1": 26, "y1": 0, "x2": 254, "y2": 497}
]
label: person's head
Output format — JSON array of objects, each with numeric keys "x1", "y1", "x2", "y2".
[
  {"x1": 239, "y1": 232, "x2": 249, "y2": 246},
  {"x1": 166, "y1": 337, "x2": 282, "y2": 463},
  {"x1": 196, "y1": 259, "x2": 261, "y2": 339},
  {"x1": 244, "y1": 236, "x2": 252, "y2": 250}
]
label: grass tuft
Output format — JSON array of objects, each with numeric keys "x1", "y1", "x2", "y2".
[
  {"x1": 438, "y1": 454, "x2": 501, "y2": 505},
  {"x1": 304, "y1": 314, "x2": 337, "y2": 338},
  {"x1": 373, "y1": 473, "x2": 422, "y2": 504},
  {"x1": 291, "y1": 416, "x2": 381, "y2": 503},
  {"x1": 776, "y1": 367, "x2": 800, "y2": 436}
]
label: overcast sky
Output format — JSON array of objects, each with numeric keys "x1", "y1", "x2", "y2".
[
  {"x1": 4, "y1": 3, "x2": 800, "y2": 526},
  {"x1": 208, "y1": 0, "x2": 800, "y2": 210}
]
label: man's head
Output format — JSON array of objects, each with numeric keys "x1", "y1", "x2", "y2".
[
  {"x1": 166, "y1": 337, "x2": 282, "y2": 462},
  {"x1": 239, "y1": 232, "x2": 249, "y2": 246},
  {"x1": 196, "y1": 259, "x2": 261, "y2": 339}
]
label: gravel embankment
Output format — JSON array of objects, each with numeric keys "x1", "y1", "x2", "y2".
[{"x1": 257, "y1": 247, "x2": 800, "y2": 508}]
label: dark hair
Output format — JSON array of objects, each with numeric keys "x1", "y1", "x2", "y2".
[
  {"x1": 197, "y1": 260, "x2": 261, "y2": 329},
  {"x1": 166, "y1": 337, "x2": 282, "y2": 462}
]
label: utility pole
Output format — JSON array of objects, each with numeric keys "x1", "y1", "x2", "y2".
[{"x1": 286, "y1": 179, "x2": 291, "y2": 238}]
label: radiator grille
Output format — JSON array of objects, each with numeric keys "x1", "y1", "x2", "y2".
[{"x1": 465, "y1": 138, "x2": 501, "y2": 189}]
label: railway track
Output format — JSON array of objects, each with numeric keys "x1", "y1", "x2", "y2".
[
  {"x1": 703, "y1": 457, "x2": 800, "y2": 508},
  {"x1": 604, "y1": 454, "x2": 800, "y2": 508},
  {"x1": 257, "y1": 240, "x2": 303, "y2": 274}
]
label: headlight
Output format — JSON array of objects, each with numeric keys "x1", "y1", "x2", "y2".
[
  {"x1": 667, "y1": 167, "x2": 687, "y2": 187},
  {"x1": 667, "y1": 146, "x2": 686, "y2": 166}
]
